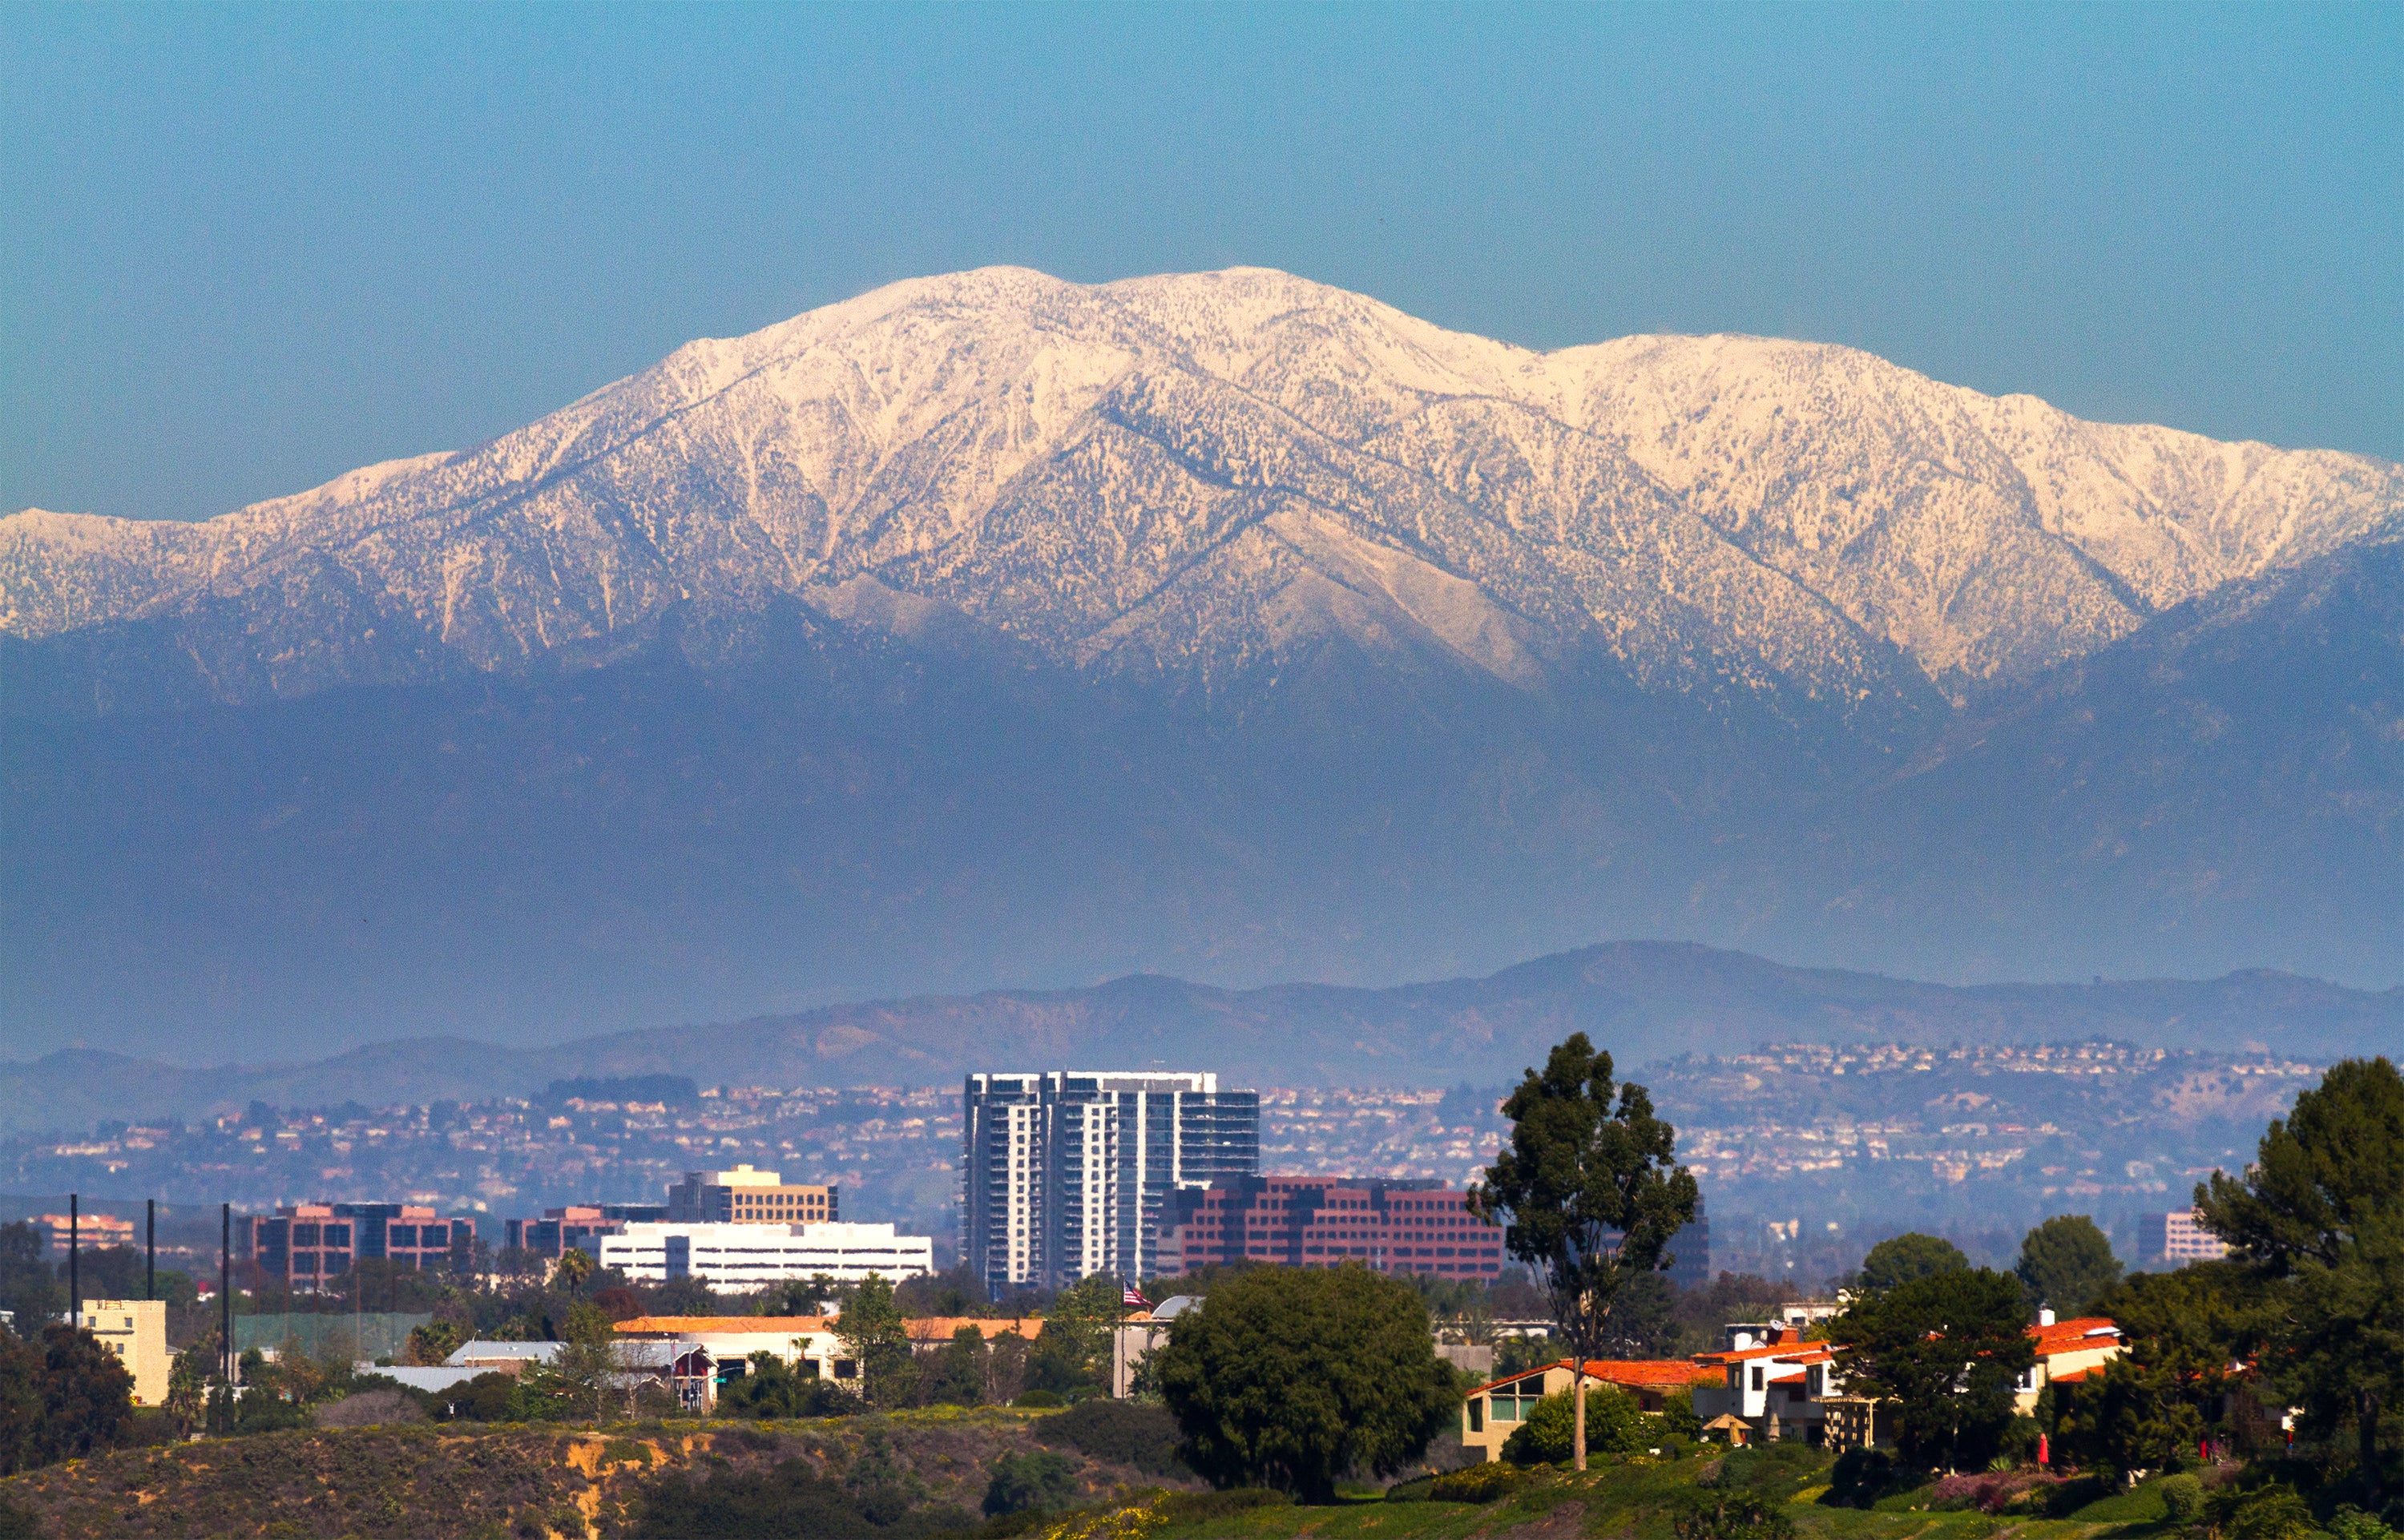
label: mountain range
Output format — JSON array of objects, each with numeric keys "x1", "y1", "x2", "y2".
[
  {"x1": 4, "y1": 267, "x2": 2399, "y2": 1056},
  {"x1": 2, "y1": 941, "x2": 2394, "y2": 1139}
]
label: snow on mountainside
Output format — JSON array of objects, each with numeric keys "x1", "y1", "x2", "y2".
[{"x1": 6, "y1": 266, "x2": 2399, "y2": 708}]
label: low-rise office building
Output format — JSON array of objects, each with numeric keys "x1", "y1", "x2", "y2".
[
  {"x1": 77, "y1": 1300, "x2": 168, "y2": 1406},
  {"x1": 598, "y1": 1221, "x2": 933, "y2": 1291},
  {"x1": 667, "y1": 1166, "x2": 837, "y2": 1225},
  {"x1": 1158, "y1": 1178, "x2": 1507, "y2": 1279},
  {"x1": 504, "y1": 1203, "x2": 668, "y2": 1260},
  {"x1": 236, "y1": 1203, "x2": 474, "y2": 1286},
  {"x1": 2141, "y1": 1207, "x2": 2229, "y2": 1266}
]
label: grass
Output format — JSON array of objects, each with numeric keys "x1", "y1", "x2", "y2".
[{"x1": 996, "y1": 1446, "x2": 2196, "y2": 1540}]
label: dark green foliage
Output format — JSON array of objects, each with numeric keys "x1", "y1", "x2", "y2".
[
  {"x1": 635, "y1": 1453, "x2": 961, "y2": 1538},
  {"x1": 1834, "y1": 1268, "x2": 2033, "y2": 1471},
  {"x1": 2015, "y1": 1215, "x2": 2122, "y2": 1317},
  {"x1": 2206, "y1": 1482, "x2": 2322, "y2": 1540},
  {"x1": 442, "y1": 1370, "x2": 544, "y2": 1422},
  {"x1": 1033, "y1": 1397, "x2": 1187, "y2": 1477},
  {"x1": 893, "y1": 1264, "x2": 994, "y2": 1319},
  {"x1": 1502, "y1": 1385, "x2": 1647, "y2": 1465},
  {"x1": 927, "y1": 1325, "x2": 989, "y2": 1406},
  {"x1": 1857, "y1": 1234, "x2": 1970, "y2": 1292},
  {"x1": 0, "y1": 1224, "x2": 60, "y2": 1336},
  {"x1": 2198, "y1": 1056, "x2": 2404, "y2": 1506},
  {"x1": 1426, "y1": 1462, "x2": 1527, "y2": 1502},
  {"x1": 1471, "y1": 1033, "x2": 1697, "y2": 1463},
  {"x1": 1675, "y1": 1492, "x2": 1800, "y2": 1540},
  {"x1": 0, "y1": 1322, "x2": 135, "y2": 1473},
  {"x1": 835, "y1": 1275, "x2": 918, "y2": 1409},
  {"x1": 0, "y1": 1495, "x2": 38, "y2": 1540},
  {"x1": 1155, "y1": 1264, "x2": 1458, "y2": 1502},
  {"x1": 2054, "y1": 1355, "x2": 2206, "y2": 1478},
  {"x1": 1829, "y1": 1448, "x2": 1919, "y2": 1509},
  {"x1": 981, "y1": 1449, "x2": 1078, "y2": 1516},
  {"x1": 717, "y1": 1352, "x2": 857, "y2": 1418},
  {"x1": 1014, "y1": 1389, "x2": 1065, "y2": 1409},
  {"x1": 2200, "y1": 1058, "x2": 2404, "y2": 1276},
  {"x1": 2160, "y1": 1473, "x2": 2205, "y2": 1522}
]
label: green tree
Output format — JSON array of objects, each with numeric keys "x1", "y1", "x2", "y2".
[
  {"x1": 1154, "y1": 1264, "x2": 1457, "y2": 1503},
  {"x1": 2015, "y1": 1215, "x2": 2122, "y2": 1318},
  {"x1": 929, "y1": 1324, "x2": 990, "y2": 1406},
  {"x1": 2053, "y1": 1353, "x2": 2206, "y2": 1478},
  {"x1": 0, "y1": 1224, "x2": 60, "y2": 1334},
  {"x1": 1471, "y1": 1033, "x2": 1698, "y2": 1469},
  {"x1": 834, "y1": 1273, "x2": 916, "y2": 1409},
  {"x1": 2087, "y1": 1260, "x2": 2268, "y2": 1449},
  {"x1": 1834, "y1": 1268, "x2": 2033, "y2": 1471},
  {"x1": 555, "y1": 1247, "x2": 595, "y2": 1294},
  {"x1": 1675, "y1": 1493, "x2": 1799, "y2": 1540},
  {"x1": 1041, "y1": 1272, "x2": 1125, "y2": 1389},
  {"x1": 2198, "y1": 1056, "x2": 2404, "y2": 1507},
  {"x1": 1502, "y1": 1384, "x2": 1648, "y2": 1465},
  {"x1": 405, "y1": 1319, "x2": 466, "y2": 1366},
  {"x1": 163, "y1": 1329, "x2": 216, "y2": 1441},
  {"x1": 1858, "y1": 1233, "x2": 1970, "y2": 1292},
  {"x1": 716, "y1": 1351, "x2": 853, "y2": 1417},
  {"x1": 982, "y1": 1449, "x2": 1079, "y2": 1516},
  {"x1": 530, "y1": 1301, "x2": 617, "y2": 1423},
  {"x1": 0, "y1": 1324, "x2": 135, "y2": 1471}
]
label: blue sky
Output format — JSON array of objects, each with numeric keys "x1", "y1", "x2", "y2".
[{"x1": 4, "y1": 2, "x2": 2398, "y2": 522}]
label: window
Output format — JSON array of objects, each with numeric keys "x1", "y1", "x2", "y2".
[
  {"x1": 1467, "y1": 1398, "x2": 1485, "y2": 1433},
  {"x1": 1752, "y1": 1366, "x2": 1765, "y2": 1392}
]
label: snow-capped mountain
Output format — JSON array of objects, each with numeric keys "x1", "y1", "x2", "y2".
[
  {"x1": 6, "y1": 268, "x2": 2400, "y2": 1057},
  {"x1": 8, "y1": 267, "x2": 2398, "y2": 711}
]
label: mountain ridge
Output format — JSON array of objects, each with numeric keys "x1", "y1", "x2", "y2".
[
  {"x1": 2, "y1": 940, "x2": 2394, "y2": 1138},
  {"x1": 9, "y1": 267, "x2": 2398, "y2": 711}
]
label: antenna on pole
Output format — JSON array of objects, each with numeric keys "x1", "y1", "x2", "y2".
[
  {"x1": 68, "y1": 1193, "x2": 79, "y2": 1326},
  {"x1": 147, "y1": 1199, "x2": 156, "y2": 1301}
]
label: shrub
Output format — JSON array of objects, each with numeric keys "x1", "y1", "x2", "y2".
[
  {"x1": 982, "y1": 1450, "x2": 1079, "y2": 1517},
  {"x1": 2160, "y1": 1473, "x2": 2205, "y2": 1523},
  {"x1": 1674, "y1": 1493, "x2": 1801, "y2": 1540},
  {"x1": 1014, "y1": 1389, "x2": 1065, "y2": 1409},
  {"x1": 1429, "y1": 1462, "x2": 1527, "y2": 1503},
  {"x1": 1500, "y1": 1385, "x2": 1647, "y2": 1465},
  {"x1": 1033, "y1": 1397, "x2": 1187, "y2": 1477},
  {"x1": 315, "y1": 1389, "x2": 427, "y2": 1428}
]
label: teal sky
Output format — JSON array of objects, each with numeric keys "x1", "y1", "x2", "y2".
[{"x1": 4, "y1": 2, "x2": 2398, "y2": 523}]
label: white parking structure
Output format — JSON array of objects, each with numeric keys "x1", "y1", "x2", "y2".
[{"x1": 599, "y1": 1221, "x2": 934, "y2": 1290}]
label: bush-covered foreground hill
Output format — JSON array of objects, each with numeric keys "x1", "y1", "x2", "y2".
[
  {"x1": 0, "y1": 1408, "x2": 1193, "y2": 1539},
  {"x1": 0, "y1": 1416, "x2": 2255, "y2": 1540}
]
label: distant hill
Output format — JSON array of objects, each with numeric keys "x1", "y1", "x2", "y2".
[{"x1": 3, "y1": 941, "x2": 2392, "y2": 1137}]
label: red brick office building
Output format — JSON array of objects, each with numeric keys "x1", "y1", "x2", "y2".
[{"x1": 1156, "y1": 1176, "x2": 1505, "y2": 1279}]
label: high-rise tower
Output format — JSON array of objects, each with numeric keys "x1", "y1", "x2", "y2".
[{"x1": 962, "y1": 1071, "x2": 1258, "y2": 1294}]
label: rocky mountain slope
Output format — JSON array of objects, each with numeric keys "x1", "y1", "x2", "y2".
[
  {"x1": 4, "y1": 268, "x2": 2399, "y2": 1051},
  {"x1": 8, "y1": 267, "x2": 2398, "y2": 709}
]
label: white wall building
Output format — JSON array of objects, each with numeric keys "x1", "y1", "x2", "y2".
[{"x1": 599, "y1": 1221, "x2": 934, "y2": 1290}]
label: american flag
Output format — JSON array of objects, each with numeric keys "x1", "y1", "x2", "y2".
[{"x1": 1123, "y1": 1284, "x2": 1152, "y2": 1310}]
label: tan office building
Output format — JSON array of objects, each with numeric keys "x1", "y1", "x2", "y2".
[
  {"x1": 80, "y1": 1300, "x2": 169, "y2": 1407},
  {"x1": 667, "y1": 1165, "x2": 837, "y2": 1225}
]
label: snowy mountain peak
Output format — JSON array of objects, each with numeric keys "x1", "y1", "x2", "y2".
[{"x1": 5, "y1": 266, "x2": 2398, "y2": 708}]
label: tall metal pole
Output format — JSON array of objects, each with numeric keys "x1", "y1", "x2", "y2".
[
  {"x1": 220, "y1": 1203, "x2": 232, "y2": 1387},
  {"x1": 68, "y1": 1193, "x2": 79, "y2": 1324},
  {"x1": 147, "y1": 1199, "x2": 156, "y2": 1301}
]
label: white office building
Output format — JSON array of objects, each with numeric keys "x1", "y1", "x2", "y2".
[
  {"x1": 962, "y1": 1070, "x2": 1259, "y2": 1294},
  {"x1": 598, "y1": 1221, "x2": 934, "y2": 1290}
]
